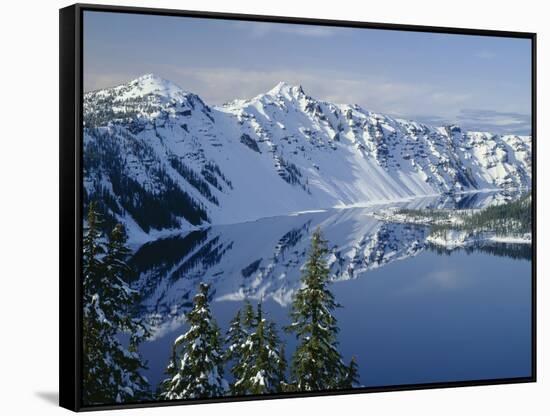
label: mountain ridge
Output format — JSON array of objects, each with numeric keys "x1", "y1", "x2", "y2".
[{"x1": 83, "y1": 74, "x2": 532, "y2": 243}]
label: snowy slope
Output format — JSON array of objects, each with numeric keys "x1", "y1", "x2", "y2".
[{"x1": 83, "y1": 74, "x2": 532, "y2": 241}]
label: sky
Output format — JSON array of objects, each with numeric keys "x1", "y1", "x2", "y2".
[{"x1": 83, "y1": 11, "x2": 532, "y2": 135}]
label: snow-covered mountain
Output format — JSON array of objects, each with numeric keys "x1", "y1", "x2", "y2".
[{"x1": 83, "y1": 74, "x2": 532, "y2": 241}]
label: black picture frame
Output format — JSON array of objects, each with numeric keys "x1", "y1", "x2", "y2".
[{"x1": 60, "y1": 3, "x2": 537, "y2": 412}]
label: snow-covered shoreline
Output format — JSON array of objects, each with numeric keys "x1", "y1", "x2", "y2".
[
  {"x1": 126, "y1": 191, "x2": 527, "y2": 248},
  {"x1": 369, "y1": 192, "x2": 532, "y2": 251},
  {"x1": 427, "y1": 230, "x2": 531, "y2": 250}
]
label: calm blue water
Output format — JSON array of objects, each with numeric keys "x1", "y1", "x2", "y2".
[{"x1": 138, "y1": 246, "x2": 532, "y2": 390}]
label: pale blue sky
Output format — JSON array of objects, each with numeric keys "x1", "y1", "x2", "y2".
[{"x1": 84, "y1": 11, "x2": 532, "y2": 134}]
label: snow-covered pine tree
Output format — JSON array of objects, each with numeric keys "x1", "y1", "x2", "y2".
[
  {"x1": 82, "y1": 201, "x2": 109, "y2": 404},
  {"x1": 233, "y1": 302, "x2": 286, "y2": 395},
  {"x1": 242, "y1": 300, "x2": 255, "y2": 329},
  {"x1": 342, "y1": 356, "x2": 360, "y2": 389},
  {"x1": 102, "y1": 223, "x2": 151, "y2": 401},
  {"x1": 82, "y1": 203, "x2": 151, "y2": 405},
  {"x1": 286, "y1": 228, "x2": 348, "y2": 391},
  {"x1": 160, "y1": 283, "x2": 228, "y2": 400},
  {"x1": 277, "y1": 344, "x2": 290, "y2": 392},
  {"x1": 265, "y1": 319, "x2": 287, "y2": 392},
  {"x1": 82, "y1": 201, "x2": 105, "y2": 304},
  {"x1": 225, "y1": 309, "x2": 247, "y2": 361},
  {"x1": 225, "y1": 309, "x2": 248, "y2": 395}
]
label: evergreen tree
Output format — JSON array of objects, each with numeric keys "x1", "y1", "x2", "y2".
[
  {"x1": 82, "y1": 203, "x2": 151, "y2": 405},
  {"x1": 265, "y1": 319, "x2": 287, "y2": 392},
  {"x1": 82, "y1": 202, "x2": 109, "y2": 404},
  {"x1": 225, "y1": 309, "x2": 248, "y2": 395},
  {"x1": 103, "y1": 224, "x2": 150, "y2": 399},
  {"x1": 232, "y1": 302, "x2": 287, "y2": 395},
  {"x1": 82, "y1": 201, "x2": 105, "y2": 301},
  {"x1": 242, "y1": 300, "x2": 255, "y2": 329},
  {"x1": 286, "y1": 228, "x2": 348, "y2": 391},
  {"x1": 342, "y1": 356, "x2": 360, "y2": 389},
  {"x1": 225, "y1": 310, "x2": 247, "y2": 361},
  {"x1": 160, "y1": 283, "x2": 228, "y2": 400},
  {"x1": 277, "y1": 344, "x2": 290, "y2": 392}
]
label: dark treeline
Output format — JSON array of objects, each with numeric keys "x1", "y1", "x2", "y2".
[
  {"x1": 431, "y1": 192, "x2": 531, "y2": 236},
  {"x1": 428, "y1": 241, "x2": 532, "y2": 261},
  {"x1": 397, "y1": 192, "x2": 531, "y2": 238},
  {"x1": 395, "y1": 207, "x2": 452, "y2": 222},
  {"x1": 84, "y1": 128, "x2": 209, "y2": 233}
]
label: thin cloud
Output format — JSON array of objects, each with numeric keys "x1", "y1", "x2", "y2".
[
  {"x1": 161, "y1": 65, "x2": 476, "y2": 118},
  {"x1": 475, "y1": 50, "x2": 497, "y2": 59},
  {"x1": 412, "y1": 115, "x2": 451, "y2": 127},
  {"x1": 84, "y1": 67, "x2": 530, "y2": 136},
  {"x1": 414, "y1": 109, "x2": 531, "y2": 135},
  {"x1": 232, "y1": 21, "x2": 339, "y2": 38},
  {"x1": 457, "y1": 109, "x2": 531, "y2": 135},
  {"x1": 84, "y1": 72, "x2": 138, "y2": 92}
]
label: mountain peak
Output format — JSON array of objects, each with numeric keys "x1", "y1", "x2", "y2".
[
  {"x1": 266, "y1": 81, "x2": 306, "y2": 98},
  {"x1": 135, "y1": 73, "x2": 166, "y2": 82},
  {"x1": 126, "y1": 73, "x2": 188, "y2": 100}
]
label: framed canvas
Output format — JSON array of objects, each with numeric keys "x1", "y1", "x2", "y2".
[{"x1": 59, "y1": 3, "x2": 536, "y2": 412}]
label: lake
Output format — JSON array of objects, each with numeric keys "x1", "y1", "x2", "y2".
[{"x1": 130, "y1": 192, "x2": 532, "y2": 392}]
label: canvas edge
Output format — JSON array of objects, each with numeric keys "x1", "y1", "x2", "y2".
[
  {"x1": 530, "y1": 32, "x2": 537, "y2": 384},
  {"x1": 58, "y1": 3, "x2": 537, "y2": 412},
  {"x1": 75, "y1": 2, "x2": 535, "y2": 37},
  {"x1": 59, "y1": 4, "x2": 82, "y2": 412}
]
